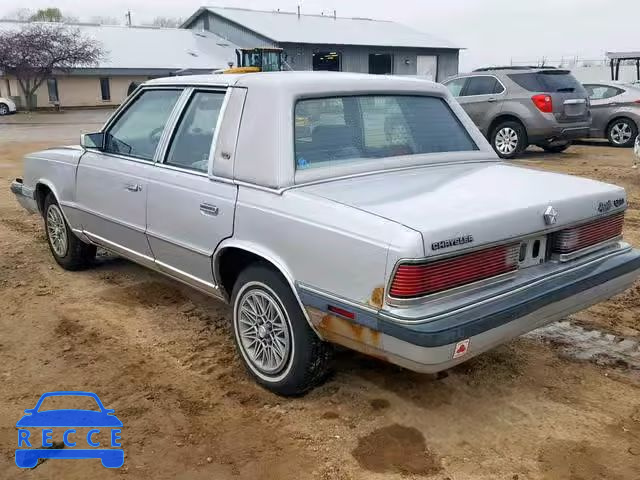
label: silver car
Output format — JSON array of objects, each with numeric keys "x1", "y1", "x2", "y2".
[
  {"x1": 584, "y1": 81, "x2": 640, "y2": 147},
  {"x1": 10, "y1": 72, "x2": 640, "y2": 396},
  {"x1": 444, "y1": 67, "x2": 591, "y2": 159}
]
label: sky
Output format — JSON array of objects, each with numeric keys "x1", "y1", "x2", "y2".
[{"x1": 1, "y1": 0, "x2": 638, "y2": 71}]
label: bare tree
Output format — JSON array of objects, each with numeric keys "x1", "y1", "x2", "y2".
[
  {"x1": 0, "y1": 24, "x2": 104, "y2": 109},
  {"x1": 147, "y1": 16, "x2": 183, "y2": 28},
  {"x1": 1, "y1": 8, "x2": 33, "y2": 21}
]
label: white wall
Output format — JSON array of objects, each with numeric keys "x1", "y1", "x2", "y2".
[{"x1": 571, "y1": 65, "x2": 639, "y2": 84}]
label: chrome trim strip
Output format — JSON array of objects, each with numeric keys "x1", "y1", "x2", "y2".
[
  {"x1": 83, "y1": 231, "x2": 154, "y2": 263},
  {"x1": 564, "y1": 98, "x2": 587, "y2": 105},
  {"x1": 145, "y1": 230, "x2": 212, "y2": 257},
  {"x1": 382, "y1": 243, "x2": 632, "y2": 325},
  {"x1": 154, "y1": 87, "x2": 194, "y2": 164},
  {"x1": 72, "y1": 204, "x2": 146, "y2": 234},
  {"x1": 154, "y1": 163, "x2": 208, "y2": 177},
  {"x1": 208, "y1": 88, "x2": 232, "y2": 177},
  {"x1": 555, "y1": 236, "x2": 623, "y2": 262},
  {"x1": 155, "y1": 259, "x2": 221, "y2": 293},
  {"x1": 297, "y1": 282, "x2": 380, "y2": 314}
]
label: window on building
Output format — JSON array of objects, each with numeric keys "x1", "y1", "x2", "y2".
[
  {"x1": 165, "y1": 91, "x2": 225, "y2": 172},
  {"x1": 369, "y1": 54, "x2": 393, "y2": 75},
  {"x1": 463, "y1": 76, "x2": 504, "y2": 96},
  {"x1": 104, "y1": 89, "x2": 182, "y2": 160},
  {"x1": 47, "y1": 78, "x2": 59, "y2": 103},
  {"x1": 312, "y1": 52, "x2": 340, "y2": 71},
  {"x1": 100, "y1": 78, "x2": 111, "y2": 101}
]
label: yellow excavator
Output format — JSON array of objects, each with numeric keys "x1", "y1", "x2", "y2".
[{"x1": 223, "y1": 47, "x2": 285, "y2": 74}]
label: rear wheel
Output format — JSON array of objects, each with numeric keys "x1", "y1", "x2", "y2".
[
  {"x1": 0, "y1": 103, "x2": 9, "y2": 116},
  {"x1": 607, "y1": 118, "x2": 638, "y2": 148},
  {"x1": 231, "y1": 264, "x2": 333, "y2": 396},
  {"x1": 491, "y1": 121, "x2": 527, "y2": 159},
  {"x1": 607, "y1": 118, "x2": 637, "y2": 147},
  {"x1": 44, "y1": 193, "x2": 96, "y2": 270}
]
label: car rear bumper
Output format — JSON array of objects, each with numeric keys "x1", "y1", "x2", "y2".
[
  {"x1": 528, "y1": 124, "x2": 591, "y2": 143},
  {"x1": 10, "y1": 179, "x2": 38, "y2": 214},
  {"x1": 299, "y1": 247, "x2": 640, "y2": 373}
]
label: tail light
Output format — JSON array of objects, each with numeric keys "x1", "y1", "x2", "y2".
[
  {"x1": 389, "y1": 243, "x2": 520, "y2": 299},
  {"x1": 532, "y1": 94, "x2": 553, "y2": 113},
  {"x1": 634, "y1": 99, "x2": 640, "y2": 104},
  {"x1": 551, "y1": 212, "x2": 624, "y2": 254}
]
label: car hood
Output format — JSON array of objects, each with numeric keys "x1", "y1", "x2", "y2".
[
  {"x1": 298, "y1": 162, "x2": 626, "y2": 256},
  {"x1": 16, "y1": 410, "x2": 123, "y2": 427}
]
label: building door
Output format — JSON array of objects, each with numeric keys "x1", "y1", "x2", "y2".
[{"x1": 417, "y1": 55, "x2": 438, "y2": 81}]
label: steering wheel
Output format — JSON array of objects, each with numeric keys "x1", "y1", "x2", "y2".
[{"x1": 149, "y1": 127, "x2": 163, "y2": 145}]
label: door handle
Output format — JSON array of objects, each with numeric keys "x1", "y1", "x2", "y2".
[
  {"x1": 125, "y1": 183, "x2": 142, "y2": 192},
  {"x1": 200, "y1": 203, "x2": 219, "y2": 216},
  {"x1": 487, "y1": 98, "x2": 497, "y2": 103}
]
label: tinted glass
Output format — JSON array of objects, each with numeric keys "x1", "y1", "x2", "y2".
[
  {"x1": 464, "y1": 76, "x2": 502, "y2": 96},
  {"x1": 165, "y1": 91, "x2": 225, "y2": 173},
  {"x1": 444, "y1": 78, "x2": 466, "y2": 97},
  {"x1": 294, "y1": 95, "x2": 478, "y2": 170},
  {"x1": 508, "y1": 71, "x2": 584, "y2": 93},
  {"x1": 104, "y1": 89, "x2": 182, "y2": 160},
  {"x1": 584, "y1": 84, "x2": 623, "y2": 100}
]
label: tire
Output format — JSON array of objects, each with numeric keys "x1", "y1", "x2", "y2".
[
  {"x1": 490, "y1": 120, "x2": 528, "y2": 159},
  {"x1": 43, "y1": 193, "x2": 96, "y2": 270},
  {"x1": 231, "y1": 264, "x2": 333, "y2": 396},
  {"x1": 540, "y1": 141, "x2": 571, "y2": 153},
  {"x1": 0, "y1": 103, "x2": 9, "y2": 116},
  {"x1": 607, "y1": 118, "x2": 638, "y2": 148}
]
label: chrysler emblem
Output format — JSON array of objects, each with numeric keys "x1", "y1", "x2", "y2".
[{"x1": 543, "y1": 206, "x2": 558, "y2": 225}]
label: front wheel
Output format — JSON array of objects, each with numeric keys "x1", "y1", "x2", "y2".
[
  {"x1": 231, "y1": 264, "x2": 333, "y2": 396},
  {"x1": 491, "y1": 121, "x2": 527, "y2": 159},
  {"x1": 607, "y1": 119, "x2": 637, "y2": 148},
  {"x1": 44, "y1": 193, "x2": 96, "y2": 270},
  {"x1": 0, "y1": 103, "x2": 9, "y2": 116}
]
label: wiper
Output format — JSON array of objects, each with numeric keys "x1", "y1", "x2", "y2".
[{"x1": 556, "y1": 87, "x2": 575, "y2": 92}]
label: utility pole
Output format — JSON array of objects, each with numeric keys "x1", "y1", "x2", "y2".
[{"x1": 125, "y1": 10, "x2": 132, "y2": 27}]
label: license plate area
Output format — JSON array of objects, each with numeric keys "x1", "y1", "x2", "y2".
[{"x1": 518, "y1": 235, "x2": 547, "y2": 268}]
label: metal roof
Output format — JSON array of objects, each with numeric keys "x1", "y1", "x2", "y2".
[
  {"x1": 183, "y1": 6, "x2": 458, "y2": 50},
  {"x1": 607, "y1": 52, "x2": 640, "y2": 61},
  {"x1": 0, "y1": 20, "x2": 238, "y2": 72}
]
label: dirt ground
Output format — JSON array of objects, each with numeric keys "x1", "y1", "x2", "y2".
[{"x1": 1, "y1": 112, "x2": 640, "y2": 480}]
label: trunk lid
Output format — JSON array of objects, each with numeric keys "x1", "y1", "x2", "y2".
[{"x1": 298, "y1": 163, "x2": 626, "y2": 256}]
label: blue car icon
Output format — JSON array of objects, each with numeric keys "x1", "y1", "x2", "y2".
[{"x1": 15, "y1": 391, "x2": 123, "y2": 468}]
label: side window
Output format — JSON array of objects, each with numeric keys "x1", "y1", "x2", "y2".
[
  {"x1": 444, "y1": 78, "x2": 466, "y2": 97},
  {"x1": 165, "y1": 91, "x2": 225, "y2": 173},
  {"x1": 464, "y1": 76, "x2": 501, "y2": 96},
  {"x1": 585, "y1": 85, "x2": 623, "y2": 100},
  {"x1": 104, "y1": 89, "x2": 182, "y2": 161}
]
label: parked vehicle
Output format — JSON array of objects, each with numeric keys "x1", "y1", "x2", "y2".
[
  {"x1": 11, "y1": 72, "x2": 640, "y2": 396},
  {"x1": 443, "y1": 67, "x2": 591, "y2": 159},
  {"x1": 0, "y1": 96, "x2": 17, "y2": 116},
  {"x1": 583, "y1": 82, "x2": 640, "y2": 147}
]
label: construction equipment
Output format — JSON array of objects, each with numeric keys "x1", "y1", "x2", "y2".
[{"x1": 223, "y1": 48, "x2": 285, "y2": 74}]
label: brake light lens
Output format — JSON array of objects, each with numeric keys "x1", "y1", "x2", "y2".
[
  {"x1": 551, "y1": 212, "x2": 624, "y2": 254},
  {"x1": 389, "y1": 243, "x2": 520, "y2": 299},
  {"x1": 532, "y1": 94, "x2": 553, "y2": 113}
]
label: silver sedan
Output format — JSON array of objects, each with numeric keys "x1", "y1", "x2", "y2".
[{"x1": 584, "y1": 81, "x2": 640, "y2": 147}]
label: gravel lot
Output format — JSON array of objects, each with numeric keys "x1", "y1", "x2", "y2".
[{"x1": 1, "y1": 111, "x2": 639, "y2": 479}]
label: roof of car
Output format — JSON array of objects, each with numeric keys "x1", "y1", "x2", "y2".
[{"x1": 144, "y1": 71, "x2": 447, "y2": 93}]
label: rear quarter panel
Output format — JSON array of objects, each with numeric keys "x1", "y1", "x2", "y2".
[{"x1": 227, "y1": 187, "x2": 423, "y2": 308}]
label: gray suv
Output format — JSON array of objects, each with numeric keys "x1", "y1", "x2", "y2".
[{"x1": 443, "y1": 67, "x2": 591, "y2": 158}]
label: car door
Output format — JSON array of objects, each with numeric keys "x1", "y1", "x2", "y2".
[
  {"x1": 584, "y1": 84, "x2": 625, "y2": 137},
  {"x1": 76, "y1": 88, "x2": 183, "y2": 266},
  {"x1": 457, "y1": 76, "x2": 505, "y2": 133},
  {"x1": 145, "y1": 88, "x2": 239, "y2": 294}
]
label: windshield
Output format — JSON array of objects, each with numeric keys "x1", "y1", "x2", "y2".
[{"x1": 294, "y1": 95, "x2": 478, "y2": 170}]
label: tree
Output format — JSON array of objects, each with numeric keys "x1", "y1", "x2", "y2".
[
  {"x1": 29, "y1": 7, "x2": 78, "y2": 23},
  {"x1": 0, "y1": 24, "x2": 104, "y2": 109},
  {"x1": 147, "y1": 16, "x2": 183, "y2": 28}
]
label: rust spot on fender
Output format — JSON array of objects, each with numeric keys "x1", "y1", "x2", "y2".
[
  {"x1": 369, "y1": 287, "x2": 385, "y2": 309},
  {"x1": 306, "y1": 307, "x2": 385, "y2": 361}
]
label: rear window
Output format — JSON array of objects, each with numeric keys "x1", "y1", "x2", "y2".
[
  {"x1": 294, "y1": 95, "x2": 478, "y2": 170},
  {"x1": 508, "y1": 71, "x2": 585, "y2": 93}
]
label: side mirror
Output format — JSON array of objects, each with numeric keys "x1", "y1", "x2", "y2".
[{"x1": 81, "y1": 132, "x2": 105, "y2": 150}]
